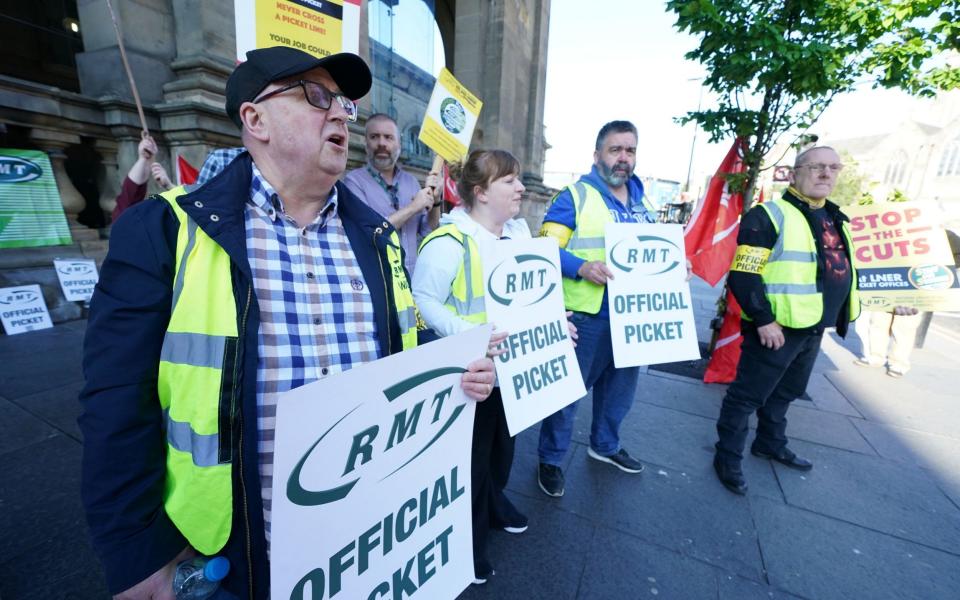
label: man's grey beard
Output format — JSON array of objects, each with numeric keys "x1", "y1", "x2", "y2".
[
  {"x1": 369, "y1": 148, "x2": 400, "y2": 172},
  {"x1": 598, "y1": 161, "x2": 632, "y2": 187}
]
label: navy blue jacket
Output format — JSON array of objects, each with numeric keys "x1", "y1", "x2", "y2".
[{"x1": 79, "y1": 152, "x2": 433, "y2": 598}]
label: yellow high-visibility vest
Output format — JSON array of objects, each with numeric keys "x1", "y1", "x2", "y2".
[
  {"x1": 418, "y1": 223, "x2": 487, "y2": 324},
  {"x1": 746, "y1": 198, "x2": 861, "y2": 328},
  {"x1": 155, "y1": 186, "x2": 418, "y2": 553},
  {"x1": 558, "y1": 182, "x2": 656, "y2": 314}
]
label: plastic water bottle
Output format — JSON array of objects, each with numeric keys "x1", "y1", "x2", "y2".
[{"x1": 172, "y1": 556, "x2": 230, "y2": 600}]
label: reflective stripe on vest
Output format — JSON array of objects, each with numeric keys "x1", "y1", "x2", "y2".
[
  {"x1": 419, "y1": 224, "x2": 487, "y2": 324},
  {"x1": 561, "y1": 182, "x2": 611, "y2": 314},
  {"x1": 745, "y1": 198, "x2": 860, "y2": 328},
  {"x1": 156, "y1": 186, "x2": 236, "y2": 555},
  {"x1": 383, "y1": 230, "x2": 419, "y2": 351}
]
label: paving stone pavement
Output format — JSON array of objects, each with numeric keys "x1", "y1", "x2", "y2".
[{"x1": 1, "y1": 279, "x2": 959, "y2": 599}]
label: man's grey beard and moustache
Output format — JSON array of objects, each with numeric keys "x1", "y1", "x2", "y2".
[
  {"x1": 369, "y1": 146, "x2": 400, "y2": 172},
  {"x1": 598, "y1": 161, "x2": 633, "y2": 187}
]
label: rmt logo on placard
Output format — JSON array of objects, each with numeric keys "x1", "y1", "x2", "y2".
[
  {"x1": 0, "y1": 156, "x2": 43, "y2": 184},
  {"x1": 0, "y1": 289, "x2": 40, "y2": 305},
  {"x1": 486, "y1": 255, "x2": 557, "y2": 307},
  {"x1": 57, "y1": 262, "x2": 95, "y2": 276},
  {"x1": 609, "y1": 235, "x2": 682, "y2": 275}
]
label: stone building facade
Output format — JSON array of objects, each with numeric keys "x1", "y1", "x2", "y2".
[{"x1": 0, "y1": 0, "x2": 553, "y2": 324}]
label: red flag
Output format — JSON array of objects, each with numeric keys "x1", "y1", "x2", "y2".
[
  {"x1": 176, "y1": 155, "x2": 199, "y2": 185},
  {"x1": 442, "y1": 162, "x2": 461, "y2": 206},
  {"x1": 683, "y1": 138, "x2": 746, "y2": 286},
  {"x1": 703, "y1": 290, "x2": 742, "y2": 383},
  {"x1": 756, "y1": 187, "x2": 765, "y2": 204}
]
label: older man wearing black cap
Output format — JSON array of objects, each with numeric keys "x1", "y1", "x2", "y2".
[{"x1": 79, "y1": 47, "x2": 495, "y2": 599}]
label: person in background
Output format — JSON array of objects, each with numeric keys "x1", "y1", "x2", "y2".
[
  {"x1": 196, "y1": 146, "x2": 245, "y2": 186},
  {"x1": 413, "y1": 149, "x2": 534, "y2": 585},
  {"x1": 112, "y1": 135, "x2": 173, "y2": 221},
  {"x1": 344, "y1": 113, "x2": 440, "y2": 274},
  {"x1": 856, "y1": 228, "x2": 960, "y2": 377}
]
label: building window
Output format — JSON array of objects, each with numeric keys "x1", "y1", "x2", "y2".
[
  {"x1": 403, "y1": 126, "x2": 430, "y2": 159},
  {"x1": 938, "y1": 136, "x2": 960, "y2": 177},
  {"x1": 883, "y1": 150, "x2": 908, "y2": 186},
  {"x1": 0, "y1": 1, "x2": 84, "y2": 92}
]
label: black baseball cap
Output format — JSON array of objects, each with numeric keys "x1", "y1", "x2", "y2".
[{"x1": 225, "y1": 46, "x2": 372, "y2": 127}]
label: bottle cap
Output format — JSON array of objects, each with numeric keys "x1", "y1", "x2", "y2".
[{"x1": 204, "y1": 556, "x2": 231, "y2": 582}]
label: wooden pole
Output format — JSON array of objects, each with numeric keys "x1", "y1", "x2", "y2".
[{"x1": 105, "y1": 0, "x2": 149, "y2": 136}]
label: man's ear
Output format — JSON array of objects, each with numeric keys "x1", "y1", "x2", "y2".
[
  {"x1": 239, "y1": 102, "x2": 269, "y2": 143},
  {"x1": 593, "y1": 150, "x2": 600, "y2": 165}
]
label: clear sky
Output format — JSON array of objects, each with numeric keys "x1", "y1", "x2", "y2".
[{"x1": 542, "y1": 0, "x2": 935, "y2": 193}]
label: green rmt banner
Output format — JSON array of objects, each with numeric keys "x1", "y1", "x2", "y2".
[{"x1": 0, "y1": 149, "x2": 72, "y2": 249}]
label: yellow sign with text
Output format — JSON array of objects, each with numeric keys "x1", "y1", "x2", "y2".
[
  {"x1": 842, "y1": 202, "x2": 959, "y2": 311},
  {"x1": 235, "y1": 0, "x2": 361, "y2": 61},
  {"x1": 419, "y1": 69, "x2": 483, "y2": 163}
]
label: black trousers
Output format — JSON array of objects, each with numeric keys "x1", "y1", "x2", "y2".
[
  {"x1": 471, "y1": 387, "x2": 519, "y2": 571},
  {"x1": 715, "y1": 324, "x2": 823, "y2": 466}
]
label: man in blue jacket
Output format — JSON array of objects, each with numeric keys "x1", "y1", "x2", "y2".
[
  {"x1": 79, "y1": 46, "x2": 494, "y2": 599},
  {"x1": 536, "y1": 120, "x2": 658, "y2": 497}
]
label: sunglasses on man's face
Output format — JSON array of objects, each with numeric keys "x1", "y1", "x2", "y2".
[{"x1": 253, "y1": 80, "x2": 358, "y2": 122}]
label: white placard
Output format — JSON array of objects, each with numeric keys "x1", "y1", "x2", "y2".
[
  {"x1": 480, "y1": 238, "x2": 586, "y2": 436},
  {"x1": 605, "y1": 223, "x2": 701, "y2": 367},
  {"x1": 53, "y1": 259, "x2": 98, "y2": 302},
  {"x1": 270, "y1": 324, "x2": 492, "y2": 600},
  {"x1": 0, "y1": 284, "x2": 53, "y2": 335}
]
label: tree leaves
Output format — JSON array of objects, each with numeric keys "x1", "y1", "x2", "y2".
[{"x1": 666, "y1": 0, "x2": 960, "y2": 207}]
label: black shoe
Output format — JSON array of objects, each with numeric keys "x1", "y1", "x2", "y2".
[
  {"x1": 587, "y1": 447, "x2": 645, "y2": 473},
  {"x1": 751, "y1": 446, "x2": 813, "y2": 471},
  {"x1": 492, "y1": 497, "x2": 529, "y2": 533},
  {"x1": 473, "y1": 559, "x2": 495, "y2": 585},
  {"x1": 538, "y1": 463, "x2": 565, "y2": 497},
  {"x1": 713, "y1": 455, "x2": 748, "y2": 495}
]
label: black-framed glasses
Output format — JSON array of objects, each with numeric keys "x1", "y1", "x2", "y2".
[{"x1": 253, "y1": 80, "x2": 358, "y2": 122}]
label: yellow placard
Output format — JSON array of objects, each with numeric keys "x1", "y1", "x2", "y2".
[
  {"x1": 842, "y1": 202, "x2": 960, "y2": 311},
  {"x1": 419, "y1": 68, "x2": 483, "y2": 163},
  {"x1": 235, "y1": 0, "x2": 361, "y2": 60},
  {"x1": 730, "y1": 245, "x2": 770, "y2": 274}
]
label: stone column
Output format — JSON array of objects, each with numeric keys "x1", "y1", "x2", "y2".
[
  {"x1": 94, "y1": 138, "x2": 120, "y2": 218},
  {"x1": 453, "y1": 0, "x2": 550, "y2": 180},
  {"x1": 162, "y1": 0, "x2": 236, "y2": 108},
  {"x1": 28, "y1": 129, "x2": 96, "y2": 240}
]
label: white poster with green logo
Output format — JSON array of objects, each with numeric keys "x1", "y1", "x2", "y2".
[
  {"x1": 0, "y1": 149, "x2": 72, "y2": 249},
  {"x1": 605, "y1": 223, "x2": 700, "y2": 368},
  {"x1": 480, "y1": 237, "x2": 585, "y2": 436},
  {"x1": 0, "y1": 284, "x2": 53, "y2": 335},
  {"x1": 270, "y1": 324, "x2": 492, "y2": 600},
  {"x1": 53, "y1": 259, "x2": 99, "y2": 302}
]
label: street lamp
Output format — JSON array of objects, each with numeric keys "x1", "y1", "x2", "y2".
[{"x1": 684, "y1": 78, "x2": 705, "y2": 193}]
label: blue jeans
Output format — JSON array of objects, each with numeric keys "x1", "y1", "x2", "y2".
[{"x1": 538, "y1": 311, "x2": 640, "y2": 465}]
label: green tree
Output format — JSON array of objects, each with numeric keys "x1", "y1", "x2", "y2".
[{"x1": 667, "y1": 0, "x2": 960, "y2": 209}]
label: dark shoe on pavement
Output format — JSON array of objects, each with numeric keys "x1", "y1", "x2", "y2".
[
  {"x1": 492, "y1": 497, "x2": 529, "y2": 533},
  {"x1": 587, "y1": 447, "x2": 645, "y2": 473},
  {"x1": 538, "y1": 463, "x2": 565, "y2": 497},
  {"x1": 751, "y1": 446, "x2": 813, "y2": 471},
  {"x1": 473, "y1": 559, "x2": 495, "y2": 585},
  {"x1": 713, "y1": 455, "x2": 748, "y2": 495}
]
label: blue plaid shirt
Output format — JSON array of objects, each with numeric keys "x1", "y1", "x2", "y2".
[
  {"x1": 197, "y1": 147, "x2": 245, "y2": 185},
  {"x1": 245, "y1": 164, "x2": 380, "y2": 546}
]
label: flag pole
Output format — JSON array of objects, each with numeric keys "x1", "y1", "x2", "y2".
[{"x1": 105, "y1": 0, "x2": 149, "y2": 137}]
